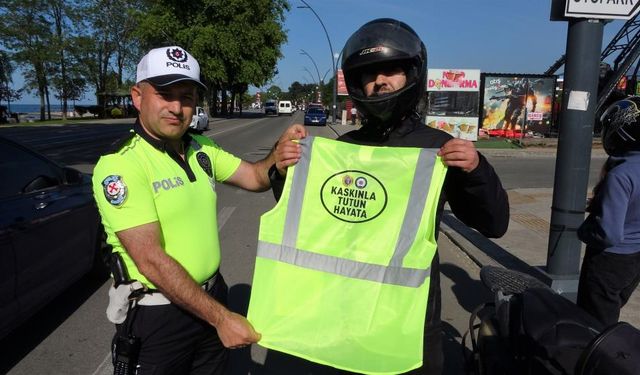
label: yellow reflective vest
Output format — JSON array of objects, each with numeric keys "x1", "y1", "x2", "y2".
[{"x1": 248, "y1": 136, "x2": 447, "y2": 374}]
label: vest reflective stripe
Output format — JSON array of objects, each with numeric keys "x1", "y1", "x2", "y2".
[
  {"x1": 261, "y1": 137, "x2": 436, "y2": 287},
  {"x1": 248, "y1": 136, "x2": 447, "y2": 374},
  {"x1": 282, "y1": 135, "x2": 314, "y2": 248},
  {"x1": 257, "y1": 241, "x2": 431, "y2": 287},
  {"x1": 390, "y1": 148, "x2": 433, "y2": 266}
]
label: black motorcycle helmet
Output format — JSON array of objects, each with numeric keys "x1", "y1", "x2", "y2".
[
  {"x1": 341, "y1": 18, "x2": 427, "y2": 128},
  {"x1": 599, "y1": 96, "x2": 640, "y2": 156}
]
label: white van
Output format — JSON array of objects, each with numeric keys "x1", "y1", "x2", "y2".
[{"x1": 278, "y1": 100, "x2": 293, "y2": 115}]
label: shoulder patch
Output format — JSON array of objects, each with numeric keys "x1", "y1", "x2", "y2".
[
  {"x1": 102, "y1": 175, "x2": 127, "y2": 206},
  {"x1": 197, "y1": 152, "x2": 213, "y2": 177}
]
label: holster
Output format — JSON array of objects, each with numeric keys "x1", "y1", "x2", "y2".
[
  {"x1": 106, "y1": 281, "x2": 145, "y2": 324},
  {"x1": 106, "y1": 253, "x2": 145, "y2": 324}
]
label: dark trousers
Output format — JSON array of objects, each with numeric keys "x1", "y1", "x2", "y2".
[
  {"x1": 577, "y1": 248, "x2": 640, "y2": 327},
  {"x1": 113, "y1": 275, "x2": 229, "y2": 375}
]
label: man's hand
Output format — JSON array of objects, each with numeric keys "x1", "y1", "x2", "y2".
[
  {"x1": 275, "y1": 124, "x2": 307, "y2": 176},
  {"x1": 438, "y1": 138, "x2": 480, "y2": 173},
  {"x1": 216, "y1": 310, "x2": 262, "y2": 349}
]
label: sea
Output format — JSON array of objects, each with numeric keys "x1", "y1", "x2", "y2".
[{"x1": 7, "y1": 103, "x2": 96, "y2": 114}]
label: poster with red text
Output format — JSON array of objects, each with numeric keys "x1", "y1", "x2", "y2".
[{"x1": 425, "y1": 69, "x2": 481, "y2": 141}]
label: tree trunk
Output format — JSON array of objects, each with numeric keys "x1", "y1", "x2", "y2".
[
  {"x1": 229, "y1": 90, "x2": 235, "y2": 116},
  {"x1": 45, "y1": 82, "x2": 51, "y2": 121},
  {"x1": 53, "y1": 3, "x2": 67, "y2": 121},
  {"x1": 208, "y1": 85, "x2": 217, "y2": 117},
  {"x1": 36, "y1": 64, "x2": 46, "y2": 121},
  {"x1": 213, "y1": 86, "x2": 219, "y2": 116},
  {"x1": 238, "y1": 89, "x2": 244, "y2": 116},
  {"x1": 39, "y1": 87, "x2": 45, "y2": 121},
  {"x1": 221, "y1": 89, "x2": 228, "y2": 117}
]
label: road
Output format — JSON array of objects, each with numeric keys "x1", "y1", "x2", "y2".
[{"x1": 0, "y1": 114, "x2": 607, "y2": 374}]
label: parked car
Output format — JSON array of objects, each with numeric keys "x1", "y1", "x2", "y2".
[
  {"x1": 304, "y1": 107, "x2": 327, "y2": 126},
  {"x1": 189, "y1": 106, "x2": 209, "y2": 131},
  {"x1": 0, "y1": 136, "x2": 110, "y2": 339},
  {"x1": 278, "y1": 100, "x2": 294, "y2": 115},
  {"x1": 264, "y1": 100, "x2": 278, "y2": 116}
]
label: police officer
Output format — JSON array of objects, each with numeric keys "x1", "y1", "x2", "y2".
[
  {"x1": 93, "y1": 46, "x2": 304, "y2": 374},
  {"x1": 273, "y1": 19, "x2": 509, "y2": 374}
]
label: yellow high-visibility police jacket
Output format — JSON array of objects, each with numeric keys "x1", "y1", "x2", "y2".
[{"x1": 248, "y1": 136, "x2": 447, "y2": 374}]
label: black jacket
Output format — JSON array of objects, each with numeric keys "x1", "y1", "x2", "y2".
[{"x1": 337, "y1": 115, "x2": 509, "y2": 239}]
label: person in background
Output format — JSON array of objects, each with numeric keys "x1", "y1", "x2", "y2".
[
  {"x1": 350, "y1": 106, "x2": 358, "y2": 125},
  {"x1": 577, "y1": 96, "x2": 640, "y2": 327}
]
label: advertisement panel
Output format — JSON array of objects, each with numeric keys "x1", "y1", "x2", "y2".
[
  {"x1": 337, "y1": 69, "x2": 348, "y2": 96},
  {"x1": 480, "y1": 74, "x2": 556, "y2": 138},
  {"x1": 425, "y1": 69, "x2": 480, "y2": 141}
]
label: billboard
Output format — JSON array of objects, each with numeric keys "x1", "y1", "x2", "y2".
[
  {"x1": 480, "y1": 74, "x2": 557, "y2": 138},
  {"x1": 425, "y1": 69, "x2": 481, "y2": 141},
  {"x1": 337, "y1": 69, "x2": 348, "y2": 96}
]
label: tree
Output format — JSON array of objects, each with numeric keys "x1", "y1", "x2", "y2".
[
  {"x1": 0, "y1": 51, "x2": 12, "y2": 89},
  {"x1": 0, "y1": 0, "x2": 58, "y2": 121},
  {"x1": 0, "y1": 50, "x2": 22, "y2": 112},
  {"x1": 71, "y1": 0, "x2": 143, "y2": 116},
  {"x1": 54, "y1": 76, "x2": 85, "y2": 109},
  {"x1": 261, "y1": 84, "x2": 283, "y2": 102},
  {"x1": 321, "y1": 76, "x2": 335, "y2": 107},
  {"x1": 134, "y1": 0, "x2": 289, "y2": 116},
  {"x1": 45, "y1": 0, "x2": 96, "y2": 120},
  {"x1": 241, "y1": 92, "x2": 254, "y2": 108},
  {"x1": 0, "y1": 85, "x2": 23, "y2": 114}
]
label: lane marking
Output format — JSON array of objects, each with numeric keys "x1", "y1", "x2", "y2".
[
  {"x1": 91, "y1": 352, "x2": 112, "y2": 375},
  {"x1": 218, "y1": 206, "x2": 236, "y2": 230},
  {"x1": 208, "y1": 118, "x2": 270, "y2": 136}
]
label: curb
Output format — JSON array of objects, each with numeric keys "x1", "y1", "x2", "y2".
[{"x1": 440, "y1": 213, "x2": 543, "y2": 280}]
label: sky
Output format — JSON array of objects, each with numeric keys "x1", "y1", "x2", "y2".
[{"x1": 12, "y1": 0, "x2": 626, "y2": 104}]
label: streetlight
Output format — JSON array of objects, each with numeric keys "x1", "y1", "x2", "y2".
[
  {"x1": 297, "y1": 0, "x2": 337, "y2": 124},
  {"x1": 300, "y1": 49, "x2": 322, "y2": 88},
  {"x1": 322, "y1": 68, "x2": 330, "y2": 82},
  {"x1": 302, "y1": 67, "x2": 317, "y2": 86}
]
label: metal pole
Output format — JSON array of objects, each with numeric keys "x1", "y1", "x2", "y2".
[
  {"x1": 300, "y1": 50, "x2": 322, "y2": 87},
  {"x1": 298, "y1": 0, "x2": 337, "y2": 123},
  {"x1": 545, "y1": 18, "x2": 604, "y2": 300},
  {"x1": 303, "y1": 67, "x2": 318, "y2": 86}
]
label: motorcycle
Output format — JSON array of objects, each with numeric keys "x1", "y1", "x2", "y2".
[{"x1": 464, "y1": 266, "x2": 640, "y2": 375}]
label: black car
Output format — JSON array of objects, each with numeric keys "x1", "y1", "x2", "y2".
[{"x1": 0, "y1": 136, "x2": 109, "y2": 339}]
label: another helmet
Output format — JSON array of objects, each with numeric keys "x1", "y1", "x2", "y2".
[
  {"x1": 341, "y1": 18, "x2": 427, "y2": 125},
  {"x1": 599, "y1": 96, "x2": 640, "y2": 155}
]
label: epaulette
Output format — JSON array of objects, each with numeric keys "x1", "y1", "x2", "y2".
[{"x1": 105, "y1": 128, "x2": 136, "y2": 154}]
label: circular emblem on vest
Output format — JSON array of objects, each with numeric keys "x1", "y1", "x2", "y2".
[
  {"x1": 320, "y1": 170, "x2": 387, "y2": 223},
  {"x1": 102, "y1": 175, "x2": 127, "y2": 206}
]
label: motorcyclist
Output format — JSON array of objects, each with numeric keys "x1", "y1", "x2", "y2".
[{"x1": 272, "y1": 18, "x2": 509, "y2": 374}]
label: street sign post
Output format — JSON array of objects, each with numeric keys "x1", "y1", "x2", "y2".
[
  {"x1": 543, "y1": 0, "x2": 610, "y2": 301},
  {"x1": 565, "y1": 1, "x2": 640, "y2": 20}
]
